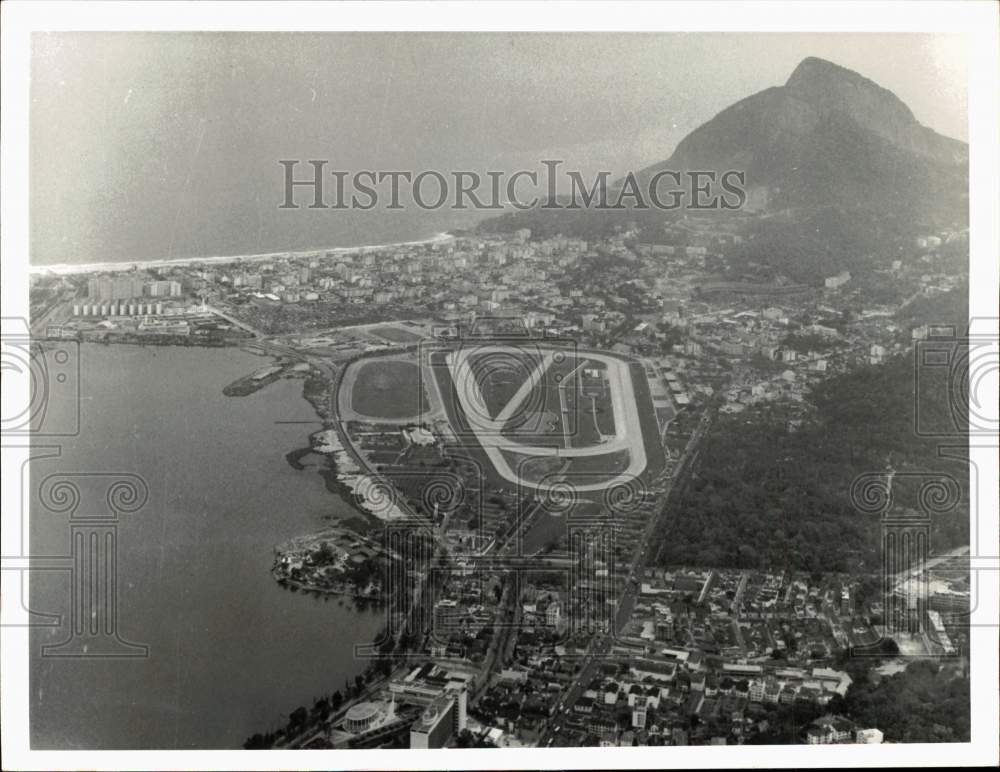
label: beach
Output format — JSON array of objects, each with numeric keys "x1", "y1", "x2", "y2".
[{"x1": 29, "y1": 232, "x2": 456, "y2": 276}]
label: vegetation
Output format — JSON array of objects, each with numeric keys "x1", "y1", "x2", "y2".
[
  {"x1": 350, "y1": 359, "x2": 429, "y2": 419},
  {"x1": 477, "y1": 199, "x2": 639, "y2": 242},
  {"x1": 836, "y1": 660, "x2": 970, "y2": 742},
  {"x1": 746, "y1": 661, "x2": 969, "y2": 745},
  {"x1": 779, "y1": 332, "x2": 837, "y2": 353},
  {"x1": 747, "y1": 700, "x2": 826, "y2": 744},
  {"x1": 731, "y1": 207, "x2": 916, "y2": 283},
  {"x1": 655, "y1": 352, "x2": 968, "y2": 573}
]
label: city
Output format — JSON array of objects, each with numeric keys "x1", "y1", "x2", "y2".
[
  {"x1": 10, "y1": 19, "x2": 993, "y2": 770},
  {"x1": 31, "y1": 216, "x2": 972, "y2": 749}
]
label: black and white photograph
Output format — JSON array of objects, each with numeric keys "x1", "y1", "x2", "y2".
[{"x1": 1, "y1": 2, "x2": 997, "y2": 770}]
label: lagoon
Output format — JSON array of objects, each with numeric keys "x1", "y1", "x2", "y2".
[{"x1": 30, "y1": 344, "x2": 382, "y2": 749}]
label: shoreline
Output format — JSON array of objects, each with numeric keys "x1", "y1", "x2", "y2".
[
  {"x1": 217, "y1": 343, "x2": 388, "y2": 526},
  {"x1": 29, "y1": 231, "x2": 456, "y2": 276},
  {"x1": 271, "y1": 526, "x2": 387, "y2": 602}
]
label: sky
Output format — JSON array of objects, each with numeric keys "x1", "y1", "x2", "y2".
[{"x1": 29, "y1": 32, "x2": 968, "y2": 265}]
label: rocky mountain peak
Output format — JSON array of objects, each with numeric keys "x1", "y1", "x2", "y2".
[{"x1": 784, "y1": 56, "x2": 918, "y2": 133}]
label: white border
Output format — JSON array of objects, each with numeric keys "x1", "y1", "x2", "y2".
[{"x1": 2, "y1": 2, "x2": 997, "y2": 770}]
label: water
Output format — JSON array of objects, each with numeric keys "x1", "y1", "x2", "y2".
[
  {"x1": 31, "y1": 33, "x2": 504, "y2": 268},
  {"x1": 30, "y1": 344, "x2": 383, "y2": 749}
]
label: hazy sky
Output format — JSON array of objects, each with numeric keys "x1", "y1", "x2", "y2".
[{"x1": 30, "y1": 32, "x2": 968, "y2": 264}]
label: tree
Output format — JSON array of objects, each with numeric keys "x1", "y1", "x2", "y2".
[
  {"x1": 289, "y1": 706, "x2": 308, "y2": 729},
  {"x1": 312, "y1": 697, "x2": 330, "y2": 720},
  {"x1": 839, "y1": 660, "x2": 968, "y2": 742},
  {"x1": 316, "y1": 541, "x2": 335, "y2": 564}
]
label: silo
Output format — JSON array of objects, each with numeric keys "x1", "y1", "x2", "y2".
[{"x1": 72, "y1": 305, "x2": 80, "y2": 317}]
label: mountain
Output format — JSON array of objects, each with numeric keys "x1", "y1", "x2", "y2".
[
  {"x1": 638, "y1": 57, "x2": 967, "y2": 217},
  {"x1": 478, "y1": 57, "x2": 968, "y2": 281}
]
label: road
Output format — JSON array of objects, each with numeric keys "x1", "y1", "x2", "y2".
[
  {"x1": 30, "y1": 287, "x2": 79, "y2": 338},
  {"x1": 892, "y1": 544, "x2": 971, "y2": 582},
  {"x1": 204, "y1": 302, "x2": 268, "y2": 338},
  {"x1": 536, "y1": 405, "x2": 716, "y2": 746},
  {"x1": 651, "y1": 408, "x2": 714, "y2": 565},
  {"x1": 732, "y1": 571, "x2": 750, "y2": 655},
  {"x1": 280, "y1": 669, "x2": 397, "y2": 749},
  {"x1": 471, "y1": 580, "x2": 520, "y2": 701}
]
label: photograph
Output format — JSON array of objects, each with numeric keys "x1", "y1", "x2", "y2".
[{"x1": 1, "y1": 2, "x2": 997, "y2": 770}]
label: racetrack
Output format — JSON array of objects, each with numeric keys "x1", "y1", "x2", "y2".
[
  {"x1": 339, "y1": 353, "x2": 443, "y2": 424},
  {"x1": 447, "y1": 345, "x2": 648, "y2": 492}
]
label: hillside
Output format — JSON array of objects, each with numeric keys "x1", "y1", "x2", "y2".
[
  {"x1": 639, "y1": 57, "x2": 967, "y2": 219},
  {"x1": 479, "y1": 57, "x2": 968, "y2": 281}
]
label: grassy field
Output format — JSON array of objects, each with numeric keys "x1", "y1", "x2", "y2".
[
  {"x1": 466, "y1": 348, "x2": 541, "y2": 419},
  {"x1": 629, "y1": 361, "x2": 667, "y2": 480},
  {"x1": 498, "y1": 353, "x2": 579, "y2": 442},
  {"x1": 566, "y1": 360, "x2": 615, "y2": 447},
  {"x1": 500, "y1": 408, "x2": 565, "y2": 445},
  {"x1": 559, "y1": 448, "x2": 631, "y2": 478},
  {"x1": 369, "y1": 325, "x2": 424, "y2": 344},
  {"x1": 489, "y1": 354, "x2": 619, "y2": 450},
  {"x1": 350, "y1": 359, "x2": 429, "y2": 418},
  {"x1": 501, "y1": 450, "x2": 566, "y2": 485},
  {"x1": 520, "y1": 506, "x2": 569, "y2": 554}
]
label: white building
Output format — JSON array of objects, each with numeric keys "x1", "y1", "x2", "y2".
[
  {"x1": 855, "y1": 728, "x2": 884, "y2": 744},
  {"x1": 824, "y1": 271, "x2": 852, "y2": 289}
]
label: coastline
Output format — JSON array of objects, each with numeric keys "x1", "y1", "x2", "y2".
[
  {"x1": 271, "y1": 526, "x2": 387, "y2": 601},
  {"x1": 223, "y1": 344, "x2": 396, "y2": 526},
  {"x1": 304, "y1": 428, "x2": 411, "y2": 522},
  {"x1": 29, "y1": 231, "x2": 456, "y2": 276}
]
